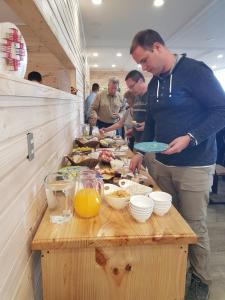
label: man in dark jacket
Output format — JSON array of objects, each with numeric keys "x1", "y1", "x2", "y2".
[{"x1": 129, "y1": 29, "x2": 225, "y2": 300}]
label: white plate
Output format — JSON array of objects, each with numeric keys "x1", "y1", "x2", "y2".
[{"x1": 118, "y1": 179, "x2": 152, "y2": 195}]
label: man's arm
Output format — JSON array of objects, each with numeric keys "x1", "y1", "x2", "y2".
[
  {"x1": 187, "y1": 62, "x2": 225, "y2": 143},
  {"x1": 100, "y1": 116, "x2": 125, "y2": 134},
  {"x1": 164, "y1": 63, "x2": 225, "y2": 155}
]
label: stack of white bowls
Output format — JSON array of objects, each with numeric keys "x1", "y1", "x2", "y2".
[
  {"x1": 129, "y1": 195, "x2": 154, "y2": 223},
  {"x1": 148, "y1": 191, "x2": 172, "y2": 216}
]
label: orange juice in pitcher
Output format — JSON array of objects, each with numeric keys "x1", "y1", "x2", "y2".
[
  {"x1": 73, "y1": 170, "x2": 103, "y2": 218},
  {"x1": 74, "y1": 188, "x2": 101, "y2": 218}
]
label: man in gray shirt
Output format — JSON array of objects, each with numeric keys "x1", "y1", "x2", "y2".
[{"x1": 125, "y1": 70, "x2": 148, "y2": 142}]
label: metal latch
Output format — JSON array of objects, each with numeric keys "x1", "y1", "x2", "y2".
[{"x1": 27, "y1": 132, "x2": 34, "y2": 161}]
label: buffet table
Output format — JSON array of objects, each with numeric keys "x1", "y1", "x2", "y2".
[{"x1": 32, "y1": 164, "x2": 197, "y2": 300}]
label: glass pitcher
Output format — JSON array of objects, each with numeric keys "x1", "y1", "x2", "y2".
[
  {"x1": 81, "y1": 124, "x2": 90, "y2": 136},
  {"x1": 73, "y1": 170, "x2": 103, "y2": 218}
]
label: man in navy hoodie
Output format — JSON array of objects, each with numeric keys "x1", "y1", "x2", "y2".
[{"x1": 129, "y1": 29, "x2": 225, "y2": 300}]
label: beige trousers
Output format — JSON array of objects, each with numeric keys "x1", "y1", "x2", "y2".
[
  {"x1": 153, "y1": 160, "x2": 215, "y2": 285},
  {"x1": 143, "y1": 153, "x2": 156, "y2": 180}
]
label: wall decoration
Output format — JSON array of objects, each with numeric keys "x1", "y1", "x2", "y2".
[{"x1": 0, "y1": 22, "x2": 27, "y2": 78}]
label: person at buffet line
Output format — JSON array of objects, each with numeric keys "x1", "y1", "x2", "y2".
[
  {"x1": 100, "y1": 90, "x2": 136, "y2": 150},
  {"x1": 89, "y1": 77, "x2": 125, "y2": 129},
  {"x1": 129, "y1": 29, "x2": 225, "y2": 300},
  {"x1": 71, "y1": 86, "x2": 78, "y2": 95},
  {"x1": 125, "y1": 70, "x2": 148, "y2": 143},
  {"x1": 125, "y1": 70, "x2": 156, "y2": 175},
  {"x1": 28, "y1": 71, "x2": 42, "y2": 83},
  {"x1": 84, "y1": 83, "x2": 100, "y2": 122}
]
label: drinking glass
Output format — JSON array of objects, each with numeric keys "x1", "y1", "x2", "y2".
[
  {"x1": 92, "y1": 126, "x2": 99, "y2": 136},
  {"x1": 44, "y1": 173, "x2": 75, "y2": 224},
  {"x1": 82, "y1": 124, "x2": 90, "y2": 136}
]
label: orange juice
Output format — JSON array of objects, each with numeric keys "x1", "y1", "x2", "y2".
[{"x1": 74, "y1": 188, "x2": 101, "y2": 218}]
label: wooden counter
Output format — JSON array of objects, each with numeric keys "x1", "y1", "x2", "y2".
[{"x1": 32, "y1": 172, "x2": 197, "y2": 300}]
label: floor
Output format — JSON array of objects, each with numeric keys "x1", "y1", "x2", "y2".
[{"x1": 207, "y1": 178, "x2": 225, "y2": 299}]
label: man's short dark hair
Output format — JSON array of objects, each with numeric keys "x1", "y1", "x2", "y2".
[
  {"x1": 28, "y1": 71, "x2": 42, "y2": 83},
  {"x1": 130, "y1": 29, "x2": 165, "y2": 54},
  {"x1": 92, "y1": 83, "x2": 99, "y2": 92},
  {"x1": 125, "y1": 70, "x2": 145, "y2": 82}
]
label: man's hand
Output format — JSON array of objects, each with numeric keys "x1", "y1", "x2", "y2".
[
  {"x1": 125, "y1": 128, "x2": 133, "y2": 138},
  {"x1": 129, "y1": 153, "x2": 143, "y2": 173},
  {"x1": 89, "y1": 116, "x2": 97, "y2": 126},
  {"x1": 112, "y1": 112, "x2": 120, "y2": 120},
  {"x1": 99, "y1": 128, "x2": 106, "y2": 135},
  {"x1": 135, "y1": 121, "x2": 145, "y2": 131},
  {"x1": 162, "y1": 135, "x2": 191, "y2": 155}
]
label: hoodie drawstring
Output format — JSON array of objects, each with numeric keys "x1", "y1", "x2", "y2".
[
  {"x1": 156, "y1": 80, "x2": 160, "y2": 102},
  {"x1": 156, "y1": 73, "x2": 173, "y2": 102},
  {"x1": 169, "y1": 74, "x2": 173, "y2": 98}
]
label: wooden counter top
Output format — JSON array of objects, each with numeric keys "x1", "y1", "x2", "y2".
[
  {"x1": 32, "y1": 177, "x2": 196, "y2": 250},
  {"x1": 32, "y1": 149, "x2": 196, "y2": 251}
]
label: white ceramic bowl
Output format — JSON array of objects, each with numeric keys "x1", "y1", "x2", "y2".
[
  {"x1": 104, "y1": 184, "x2": 130, "y2": 210},
  {"x1": 153, "y1": 204, "x2": 171, "y2": 216},
  {"x1": 130, "y1": 195, "x2": 154, "y2": 209},
  {"x1": 129, "y1": 203, "x2": 153, "y2": 213},
  {"x1": 130, "y1": 208, "x2": 153, "y2": 223},
  {"x1": 129, "y1": 195, "x2": 154, "y2": 222},
  {"x1": 148, "y1": 191, "x2": 172, "y2": 204}
]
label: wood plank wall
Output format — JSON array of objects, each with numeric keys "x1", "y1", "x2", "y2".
[
  {"x1": 6, "y1": 0, "x2": 89, "y2": 101},
  {"x1": 0, "y1": 73, "x2": 82, "y2": 300},
  {"x1": 32, "y1": 0, "x2": 88, "y2": 99}
]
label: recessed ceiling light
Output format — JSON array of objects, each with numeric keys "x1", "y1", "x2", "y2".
[
  {"x1": 93, "y1": 52, "x2": 98, "y2": 57},
  {"x1": 217, "y1": 54, "x2": 223, "y2": 59},
  {"x1": 112, "y1": 64, "x2": 116, "y2": 68},
  {"x1": 93, "y1": 64, "x2": 99, "y2": 68},
  {"x1": 116, "y1": 52, "x2": 122, "y2": 57},
  {"x1": 211, "y1": 65, "x2": 217, "y2": 70},
  {"x1": 92, "y1": 0, "x2": 102, "y2": 5},
  {"x1": 153, "y1": 0, "x2": 164, "y2": 7}
]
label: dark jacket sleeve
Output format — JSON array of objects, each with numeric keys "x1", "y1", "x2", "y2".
[{"x1": 189, "y1": 62, "x2": 225, "y2": 144}]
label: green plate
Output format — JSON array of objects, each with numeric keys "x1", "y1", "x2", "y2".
[
  {"x1": 58, "y1": 166, "x2": 81, "y2": 179},
  {"x1": 134, "y1": 142, "x2": 169, "y2": 153}
]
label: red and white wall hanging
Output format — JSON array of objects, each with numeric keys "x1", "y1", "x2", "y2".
[{"x1": 0, "y1": 22, "x2": 27, "y2": 78}]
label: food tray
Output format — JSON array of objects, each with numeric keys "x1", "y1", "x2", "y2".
[
  {"x1": 66, "y1": 155, "x2": 99, "y2": 169},
  {"x1": 74, "y1": 139, "x2": 99, "y2": 148},
  {"x1": 118, "y1": 179, "x2": 152, "y2": 195}
]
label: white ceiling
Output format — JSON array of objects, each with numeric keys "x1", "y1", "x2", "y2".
[
  {"x1": 79, "y1": 0, "x2": 225, "y2": 72},
  {"x1": 1, "y1": 0, "x2": 225, "y2": 73}
]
